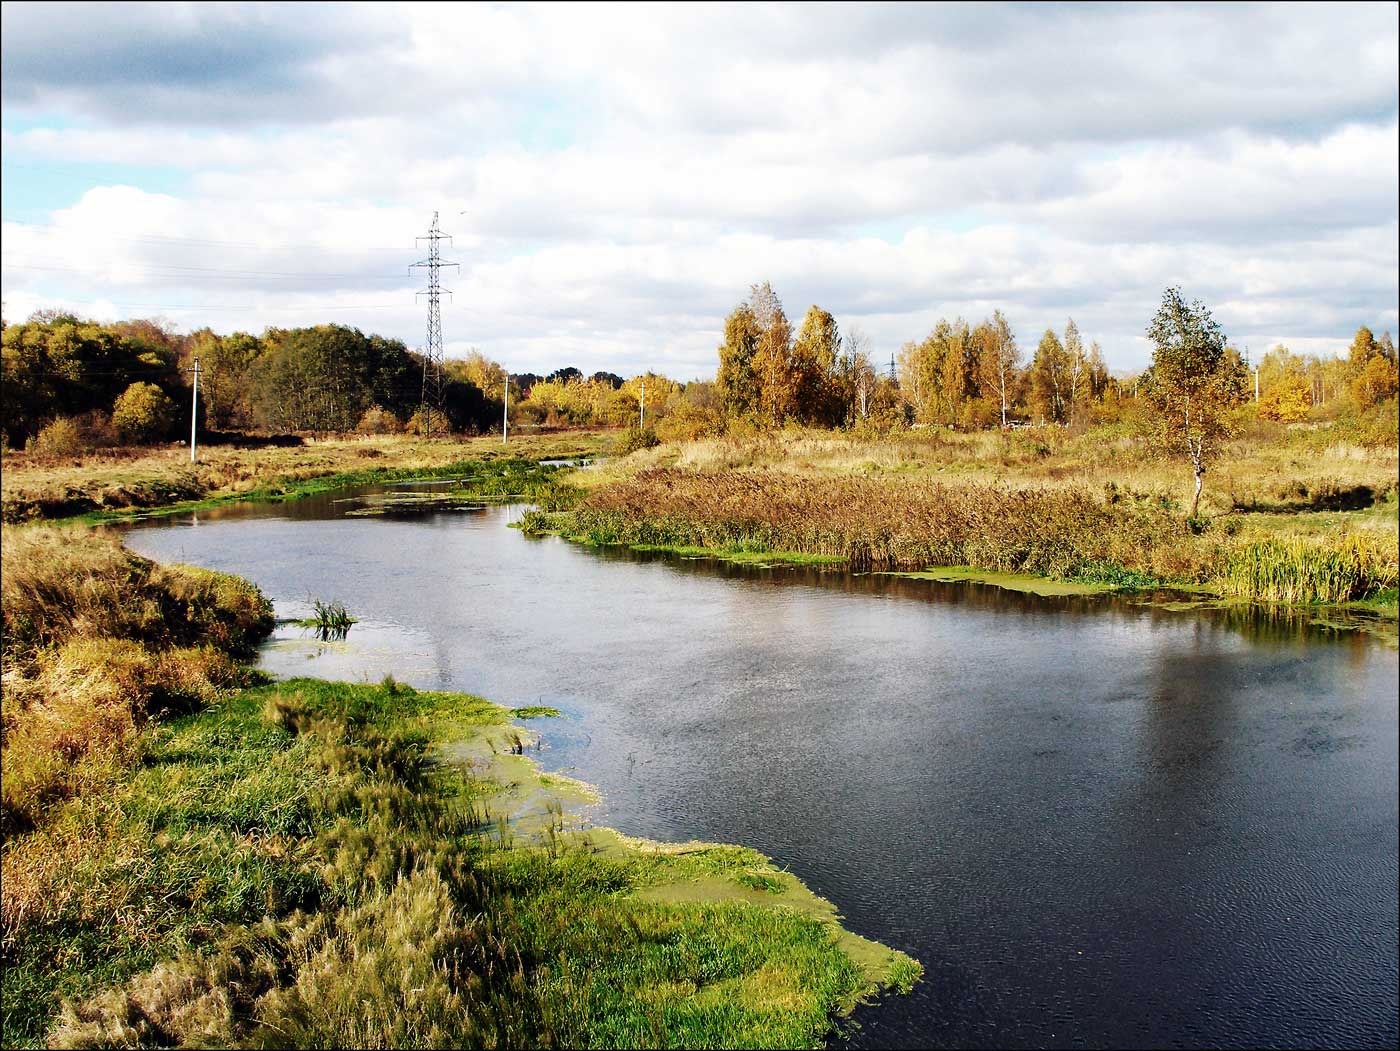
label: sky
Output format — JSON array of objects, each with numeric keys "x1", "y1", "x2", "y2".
[{"x1": 1, "y1": 2, "x2": 1396, "y2": 380}]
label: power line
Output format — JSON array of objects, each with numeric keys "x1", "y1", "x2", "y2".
[
  {"x1": 0, "y1": 299, "x2": 410, "y2": 312},
  {"x1": 2, "y1": 257, "x2": 399, "y2": 280},
  {"x1": 1, "y1": 218, "x2": 427, "y2": 254}
]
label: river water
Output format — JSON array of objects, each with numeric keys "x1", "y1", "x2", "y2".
[{"x1": 124, "y1": 487, "x2": 1399, "y2": 1049}]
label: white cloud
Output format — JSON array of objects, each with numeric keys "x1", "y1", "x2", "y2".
[{"x1": 1, "y1": 2, "x2": 1396, "y2": 378}]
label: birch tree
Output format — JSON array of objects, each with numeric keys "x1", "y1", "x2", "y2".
[
  {"x1": 977, "y1": 310, "x2": 1019, "y2": 427},
  {"x1": 749, "y1": 282, "x2": 795, "y2": 426},
  {"x1": 1064, "y1": 318, "x2": 1087, "y2": 424},
  {"x1": 1142, "y1": 287, "x2": 1249, "y2": 519}
]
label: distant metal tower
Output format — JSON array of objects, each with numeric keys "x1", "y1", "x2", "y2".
[{"x1": 410, "y1": 212, "x2": 458, "y2": 437}]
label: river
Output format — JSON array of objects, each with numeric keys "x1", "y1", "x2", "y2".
[{"x1": 123, "y1": 485, "x2": 1399, "y2": 1049}]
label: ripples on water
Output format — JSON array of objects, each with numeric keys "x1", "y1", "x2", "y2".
[{"x1": 125, "y1": 490, "x2": 1399, "y2": 1050}]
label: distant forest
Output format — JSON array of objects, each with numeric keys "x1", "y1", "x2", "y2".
[{"x1": 2, "y1": 285, "x2": 1395, "y2": 451}]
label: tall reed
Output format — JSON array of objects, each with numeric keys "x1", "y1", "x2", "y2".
[
  {"x1": 1221, "y1": 535, "x2": 1399, "y2": 603},
  {"x1": 570, "y1": 469, "x2": 1182, "y2": 580}
]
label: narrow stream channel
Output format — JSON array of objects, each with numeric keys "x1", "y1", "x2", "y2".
[{"x1": 124, "y1": 487, "x2": 1399, "y2": 1049}]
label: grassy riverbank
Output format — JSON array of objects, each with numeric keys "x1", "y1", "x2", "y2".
[
  {"x1": 519, "y1": 469, "x2": 1397, "y2": 606},
  {"x1": 520, "y1": 420, "x2": 1399, "y2": 612},
  {"x1": 0, "y1": 431, "x2": 609, "y2": 524},
  {"x1": 1, "y1": 528, "x2": 919, "y2": 1048}
]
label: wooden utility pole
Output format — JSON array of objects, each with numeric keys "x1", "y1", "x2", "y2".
[{"x1": 503, "y1": 372, "x2": 509, "y2": 444}]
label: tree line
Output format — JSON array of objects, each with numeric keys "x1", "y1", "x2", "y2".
[
  {"x1": 2, "y1": 293, "x2": 1394, "y2": 453},
  {"x1": 0, "y1": 314, "x2": 511, "y2": 448}
]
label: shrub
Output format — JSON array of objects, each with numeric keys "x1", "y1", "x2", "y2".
[
  {"x1": 111, "y1": 382, "x2": 177, "y2": 444},
  {"x1": 405, "y1": 407, "x2": 451, "y2": 437},
  {"x1": 1258, "y1": 375, "x2": 1312, "y2": 422},
  {"x1": 355, "y1": 405, "x2": 401, "y2": 435},
  {"x1": 26, "y1": 417, "x2": 86, "y2": 457},
  {"x1": 655, "y1": 402, "x2": 720, "y2": 443},
  {"x1": 614, "y1": 425, "x2": 660, "y2": 455}
]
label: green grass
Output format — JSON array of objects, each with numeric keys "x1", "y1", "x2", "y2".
[
  {"x1": 889, "y1": 566, "x2": 1118, "y2": 596},
  {"x1": 3, "y1": 679, "x2": 919, "y2": 1049},
  {"x1": 630, "y1": 542, "x2": 847, "y2": 567},
  {"x1": 1221, "y1": 534, "x2": 1398, "y2": 604}
]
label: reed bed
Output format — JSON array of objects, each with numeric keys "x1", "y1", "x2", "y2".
[
  {"x1": 1222, "y1": 535, "x2": 1399, "y2": 603},
  {"x1": 569, "y1": 468, "x2": 1184, "y2": 580},
  {"x1": 548, "y1": 468, "x2": 1399, "y2": 605}
]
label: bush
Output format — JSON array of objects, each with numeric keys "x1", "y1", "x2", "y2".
[
  {"x1": 355, "y1": 405, "x2": 402, "y2": 435},
  {"x1": 111, "y1": 382, "x2": 177, "y2": 444},
  {"x1": 655, "y1": 402, "x2": 720, "y2": 443},
  {"x1": 26, "y1": 417, "x2": 86, "y2": 457},
  {"x1": 1324, "y1": 397, "x2": 1399, "y2": 448},
  {"x1": 1258, "y1": 375, "x2": 1312, "y2": 422},
  {"x1": 614, "y1": 425, "x2": 660, "y2": 455},
  {"x1": 405, "y1": 408, "x2": 451, "y2": 436},
  {"x1": 958, "y1": 397, "x2": 1001, "y2": 431}
]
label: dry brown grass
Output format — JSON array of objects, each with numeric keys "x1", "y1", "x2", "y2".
[
  {"x1": 586, "y1": 423, "x2": 1398, "y2": 523},
  {"x1": 557, "y1": 464, "x2": 1398, "y2": 604},
  {"x1": 0, "y1": 526, "x2": 273, "y2": 833},
  {"x1": 574, "y1": 468, "x2": 1190, "y2": 579}
]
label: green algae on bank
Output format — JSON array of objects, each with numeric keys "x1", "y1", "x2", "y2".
[
  {"x1": 628, "y1": 541, "x2": 846, "y2": 567},
  {"x1": 515, "y1": 511, "x2": 844, "y2": 567},
  {"x1": 511, "y1": 704, "x2": 563, "y2": 718},
  {"x1": 887, "y1": 565, "x2": 1117, "y2": 597}
]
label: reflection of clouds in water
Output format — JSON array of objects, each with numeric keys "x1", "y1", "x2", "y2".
[{"x1": 259, "y1": 618, "x2": 439, "y2": 686}]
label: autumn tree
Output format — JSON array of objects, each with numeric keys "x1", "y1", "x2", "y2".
[
  {"x1": 0, "y1": 315, "x2": 184, "y2": 445},
  {"x1": 1142, "y1": 287, "x2": 1249, "y2": 518},
  {"x1": 1063, "y1": 318, "x2": 1087, "y2": 424},
  {"x1": 1030, "y1": 328, "x2": 1070, "y2": 425},
  {"x1": 748, "y1": 282, "x2": 795, "y2": 426},
  {"x1": 844, "y1": 325, "x2": 876, "y2": 423},
  {"x1": 188, "y1": 328, "x2": 263, "y2": 429},
  {"x1": 897, "y1": 328, "x2": 945, "y2": 423},
  {"x1": 944, "y1": 318, "x2": 980, "y2": 422},
  {"x1": 1347, "y1": 326, "x2": 1399, "y2": 406},
  {"x1": 112, "y1": 381, "x2": 177, "y2": 443},
  {"x1": 976, "y1": 310, "x2": 1020, "y2": 427},
  {"x1": 1256, "y1": 345, "x2": 1312, "y2": 422},
  {"x1": 791, "y1": 305, "x2": 841, "y2": 424},
  {"x1": 717, "y1": 303, "x2": 761, "y2": 417},
  {"x1": 1086, "y1": 341, "x2": 1110, "y2": 402}
]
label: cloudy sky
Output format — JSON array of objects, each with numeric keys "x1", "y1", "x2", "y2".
[{"x1": 2, "y1": 2, "x2": 1396, "y2": 378}]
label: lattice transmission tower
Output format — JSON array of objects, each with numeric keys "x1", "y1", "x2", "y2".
[{"x1": 410, "y1": 212, "x2": 458, "y2": 437}]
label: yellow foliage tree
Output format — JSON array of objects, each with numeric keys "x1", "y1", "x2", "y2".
[{"x1": 1257, "y1": 372, "x2": 1312, "y2": 422}]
